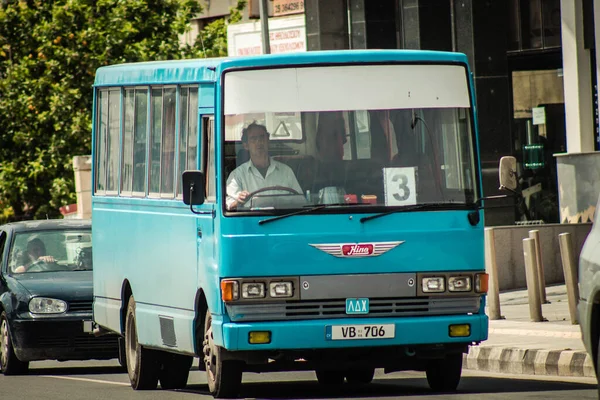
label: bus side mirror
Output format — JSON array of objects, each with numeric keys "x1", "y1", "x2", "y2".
[
  {"x1": 498, "y1": 156, "x2": 517, "y2": 192},
  {"x1": 182, "y1": 170, "x2": 206, "y2": 207}
]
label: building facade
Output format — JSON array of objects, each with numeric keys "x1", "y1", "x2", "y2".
[{"x1": 193, "y1": 0, "x2": 600, "y2": 226}]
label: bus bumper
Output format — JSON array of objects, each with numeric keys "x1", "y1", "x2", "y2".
[{"x1": 217, "y1": 314, "x2": 488, "y2": 351}]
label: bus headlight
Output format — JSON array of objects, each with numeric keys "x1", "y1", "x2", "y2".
[
  {"x1": 422, "y1": 277, "x2": 445, "y2": 293},
  {"x1": 269, "y1": 282, "x2": 293, "y2": 298},
  {"x1": 242, "y1": 282, "x2": 266, "y2": 299},
  {"x1": 448, "y1": 276, "x2": 472, "y2": 292}
]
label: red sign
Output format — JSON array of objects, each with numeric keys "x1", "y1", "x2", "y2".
[{"x1": 342, "y1": 244, "x2": 374, "y2": 257}]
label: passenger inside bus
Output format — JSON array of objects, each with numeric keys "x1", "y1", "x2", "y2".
[{"x1": 226, "y1": 122, "x2": 304, "y2": 210}]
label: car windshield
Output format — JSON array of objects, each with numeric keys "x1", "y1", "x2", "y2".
[
  {"x1": 9, "y1": 229, "x2": 93, "y2": 274},
  {"x1": 223, "y1": 64, "x2": 477, "y2": 213}
]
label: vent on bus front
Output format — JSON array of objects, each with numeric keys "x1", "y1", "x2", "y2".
[{"x1": 225, "y1": 296, "x2": 480, "y2": 322}]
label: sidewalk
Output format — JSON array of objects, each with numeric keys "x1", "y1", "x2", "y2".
[{"x1": 463, "y1": 284, "x2": 595, "y2": 378}]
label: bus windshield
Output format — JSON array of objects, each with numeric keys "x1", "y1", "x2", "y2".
[{"x1": 223, "y1": 64, "x2": 477, "y2": 213}]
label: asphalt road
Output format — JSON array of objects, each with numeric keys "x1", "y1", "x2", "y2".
[{"x1": 0, "y1": 359, "x2": 596, "y2": 400}]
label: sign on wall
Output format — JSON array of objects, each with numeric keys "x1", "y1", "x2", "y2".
[
  {"x1": 273, "y1": 0, "x2": 305, "y2": 16},
  {"x1": 227, "y1": 15, "x2": 306, "y2": 56}
]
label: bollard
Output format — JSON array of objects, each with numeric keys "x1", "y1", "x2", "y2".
[
  {"x1": 484, "y1": 228, "x2": 503, "y2": 320},
  {"x1": 558, "y1": 233, "x2": 580, "y2": 325},
  {"x1": 523, "y1": 238, "x2": 543, "y2": 322},
  {"x1": 529, "y1": 230, "x2": 548, "y2": 304}
]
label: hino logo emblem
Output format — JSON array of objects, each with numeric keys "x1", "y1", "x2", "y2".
[{"x1": 309, "y1": 241, "x2": 404, "y2": 258}]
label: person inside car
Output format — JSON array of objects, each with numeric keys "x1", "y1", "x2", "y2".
[
  {"x1": 13, "y1": 238, "x2": 55, "y2": 273},
  {"x1": 226, "y1": 122, "x2": 303, "y2": 210}
]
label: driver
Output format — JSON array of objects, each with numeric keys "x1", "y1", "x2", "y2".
[
  {"x1": 14, "y1": 238, "x2": 55, "y2": 273},
  {"x1": 226, "y1": 122, "x2": 303, "y2": 210}
]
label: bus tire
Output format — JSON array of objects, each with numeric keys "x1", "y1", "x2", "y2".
[
  {"x1": 202, "y1": 311, "x2": 243, "y2": 398},
  {"x1": 596, "y1": 333, "x2": 600, "y2": 398},
  {"x1": 0, "y1": 312, "x2": 29, "y2": 375},
  {"x1": 125, "y1": 296, "x2": 159, "y2": 390},
  {"x1": 315, "y1": 369, "x2": 345, "y2": 385},
  {"x1": 345, "y1": 368, "x2": 374, "y2": 384},
  {"x1": 426, "y1": 352, "x2": 463, "y2": 392},
  {"x1": 159, "y1": 352, "x2": 193, "y2": 389}
]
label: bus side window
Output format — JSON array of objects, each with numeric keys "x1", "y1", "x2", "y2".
[{"x1": 203, "y1": 116, "x2": 216, "y2": 201}]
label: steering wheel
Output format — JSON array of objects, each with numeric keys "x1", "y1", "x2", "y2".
[
  {"x1": 244, "y1": 186, "x2": 301, "y2": 204},
  {"x1": 26, "y1": 259, "x2": 56, "y2": 273}
]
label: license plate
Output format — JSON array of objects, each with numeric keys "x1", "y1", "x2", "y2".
[
  {"x1": 82, "y1": 320, "x2": 94, "y2": 333},
  {"x1": 326, "y1": 324, "x2": 395, "y2": 340},
  {"x1": 346, "y1": 298, "x2": 369, "y2": 314}
]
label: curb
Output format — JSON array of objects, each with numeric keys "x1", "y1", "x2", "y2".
[{"x1": 463, "y1": 346, "x2": 595, "y2": 378}]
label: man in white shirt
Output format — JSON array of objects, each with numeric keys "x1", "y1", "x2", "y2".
[{"x1": 226, "y1": 123, "x2": 303, "y2": 210}]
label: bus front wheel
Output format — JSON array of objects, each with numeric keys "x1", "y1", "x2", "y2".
[
  {"x1": 202, "y1": 311, "x2": 243, "y2": 398},
  {"x1": 125, "y1": 295, "x2": 160, "y2": 390},
  {"x1": 425, "y1": 353, "x2": 463, "y2": 392}
]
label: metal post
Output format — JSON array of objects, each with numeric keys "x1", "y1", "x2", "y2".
[
  {"x1": 529, "y1": 230, "x2": 548, "y2": 304},
  {"x1": 558, "y1": 233, "x2": 580, "y2": 324},
  {"x1": 485, "y1": 228, "x2": 502, "y2": 320},
  {"x1": 523, "y1": 238, "x2": 543, "y2": 322},
  {"x1": 259, "y1": 0, "x2": 271, "y2": 54}
]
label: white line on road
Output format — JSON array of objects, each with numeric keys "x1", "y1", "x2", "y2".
[{"x1": 41, "y1": 375, "x2": 130, "y2": 386}]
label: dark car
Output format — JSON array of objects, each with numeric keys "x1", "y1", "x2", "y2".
[{"x1": 0, "y1": 219, "x2": 119, "y2": 374}]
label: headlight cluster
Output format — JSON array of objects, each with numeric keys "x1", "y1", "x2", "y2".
[
  {"x1": 29, "y1": 297, "x2": 67, "y2": 314},
  {"x1": 419, "y1": 272, "x2": 488, "y2": 295},
  {"x1": 221, "y1": 278, "x2": 298, "y2": 302}
]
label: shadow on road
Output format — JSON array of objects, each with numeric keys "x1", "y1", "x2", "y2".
[{"x1": 179, "y1": 375, "x2": 596, "y2": 398}]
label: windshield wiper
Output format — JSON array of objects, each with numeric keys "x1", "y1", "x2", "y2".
[
  {"x1": 360, "y1": 202, "x2": 468, "y2": 223},
  {"x1": 259, "y1": 205, "x2": 328, "y2": 225}
]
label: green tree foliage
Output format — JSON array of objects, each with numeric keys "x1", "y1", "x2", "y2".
[
  {"x1": 0, "y1": 0, "x2": 245, "y2": 221},
  {"x1": 184, "y1": 0, "x2": 246, "y2": 58}
]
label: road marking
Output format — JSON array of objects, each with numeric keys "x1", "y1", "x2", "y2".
[{"x1": 41, "y1": 375, "x2": 130, "y2": 386}]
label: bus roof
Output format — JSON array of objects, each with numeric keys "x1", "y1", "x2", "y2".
[{"x1": 93, "y1": 49, "x2": 469, "y2": 87}]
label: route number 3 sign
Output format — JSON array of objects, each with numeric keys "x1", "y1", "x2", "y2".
[{"x1": 383, "y1": 167, "x2": 417, "y2": 206}]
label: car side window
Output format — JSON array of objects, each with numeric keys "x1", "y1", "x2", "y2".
[{"x1": 0, "y1": 231, "x2": 6, "y2": 272}]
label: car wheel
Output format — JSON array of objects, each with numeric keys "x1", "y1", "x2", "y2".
[
  {"x1": 0, "y1": 312, "x2": 29, "y2": 375},
  {"x1": 345, "y1": 368, "x2": 375, "y2": 384},
  {"x1": 125, "y1": 296, "x2": 159, "y2": 390},
  {"x1": 315, "y1": 369, "x2": 345, "y2": 385},
  {"x1": 426, "y1": 352, "x2": 463, "y2": 392},
  {"x1": 159, "y1": 352, "x2": 193, "y2": 390},
  {"x1": 202, "y1": 311, "x2": 243, "y2": 398}
]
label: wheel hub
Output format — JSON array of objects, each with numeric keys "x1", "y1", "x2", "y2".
[
  {"x1": 203, "y1": 324, "x2": 217, "y2": 380},
  {"x1": 126, "y1": 313, "x2": 137, "y2": 375}
]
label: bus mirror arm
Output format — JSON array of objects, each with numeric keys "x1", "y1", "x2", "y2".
[
  {"x1": 189, "y1": 183, "x2": 202, "y2": 215},
  {"x1": 473, "y1": 193, "x2": 514, "y2": 209}
]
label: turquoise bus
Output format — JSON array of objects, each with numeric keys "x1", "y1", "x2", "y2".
[{"x1": 92, "y1": 50, "x2": 492, "y2": 397}]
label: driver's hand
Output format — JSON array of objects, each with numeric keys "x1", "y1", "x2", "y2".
[
  {"x1": 237, "y1": 191, "x2": 250, "y2": 204},
  {"x1": 38, "y1": 256, "x2": 55, "y2": 263}
]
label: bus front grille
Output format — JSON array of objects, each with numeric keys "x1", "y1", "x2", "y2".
[{"x1": 225, "y1": 296, "x2": 480, "y2": 322}]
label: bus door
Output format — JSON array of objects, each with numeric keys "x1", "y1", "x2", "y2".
[{"x1": 195, "y1": 115, "x2": 217, "y2": 302}]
